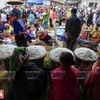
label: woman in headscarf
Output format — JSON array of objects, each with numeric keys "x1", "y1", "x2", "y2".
[
  {"x1": 6, "y1": 47, "x2": 45, "y2": 100},
  {"x1": 12, "y1": 8, "x2": 29, "y2": 47},
  {"x1": 48, "y1": 52, "x2": 79, "y2": 100}
]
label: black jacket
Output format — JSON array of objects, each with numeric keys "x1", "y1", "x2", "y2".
[
  {"x1": 65, "y1": 15, "x2": 81, "y2": 35},
  {"x1": 6, "y1": 62, "x2": 45, "y2": 100},
  {"x1": 87, "y1": 13, "x2": 93, "y2": 25}
]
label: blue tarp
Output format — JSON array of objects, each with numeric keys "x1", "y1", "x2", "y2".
[{"x1": 26, "y1": 0, "x2": 43, "y2": 4}]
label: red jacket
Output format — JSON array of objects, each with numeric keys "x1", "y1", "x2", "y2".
[
  {"x1": 84, "y1": 71, "x2": 100, "y2": 100},
  {"x1": 48, "y1": 66, "x2": 79, "y2": 100}
]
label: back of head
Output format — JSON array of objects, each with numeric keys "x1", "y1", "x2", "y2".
[
  {"x1": 53, "y1": 8, "x2": 56, "y2": 12},
  {"x1": 71, "y1": 8, "x2": 77, "y2": 15},
  {"x1": 12, "y1": 8, "x2": 22, "y2": 17},
  {"x1": 60, "y1": 52, "x2": 76, "y2": 67}
]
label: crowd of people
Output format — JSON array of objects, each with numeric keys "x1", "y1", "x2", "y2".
[
  {"x1": 0, "y1": 5, "x2": 100, "y2": 48},
  {"x1": 0, "y1": 3, "x2": 100, "y2": 100}
]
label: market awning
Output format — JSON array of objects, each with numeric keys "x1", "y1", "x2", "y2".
[
  {"x1": 26, "y1": 0, "x2": 43, "y2": 4},
  {"x1": 6, "y1": 0, "x2": 24, "y2": 5}
]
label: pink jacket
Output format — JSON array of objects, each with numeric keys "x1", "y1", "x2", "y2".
[{"x1": 48, "y1": 66, "x2": 80, "y2": 100}]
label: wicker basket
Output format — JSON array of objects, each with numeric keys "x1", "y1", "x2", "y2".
[{"x1": 74, "y1": 55, "x2": 94, "y2": 71}]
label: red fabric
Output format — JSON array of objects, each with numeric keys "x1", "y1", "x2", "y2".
[
  {"x1": 3, "y1": 34, "x2": 11, "y2": 38},
  {"x1": 84, "y1": 71, "x2": 100, "y2": 100},
  {"x1": 9, "y1": 15, "x2": 15, "y2": 25},
  {"x1": 37, "y1": 6, "x2": 40, "y2": 11},
  {"x1": 48, "y1": 66, "x2": 79, "y2": 100},
  {"x1": 41, "y1": 34, "x2": 47, "y2": 39},
  {"x1": 52, "y1": 12, "x2": 57, "y2": 19},
  {"x1": 91, "y1": 37, "x2": 100, "y2": 42},
  {"x1": 40, "y1": 30, "x2": 47, "y2": 39},
  {"x1": 91, "y1": 37, "x2": 97, "y2": 41},
  {"x1": 96, "y1": 37, "x2": 100, "y2": 43},
  {"x1": 64, "y1": 32, "x2": 67, "y2": 36},
  {"x1": 81, "y1": 31, "x2": 87, "y2": 38}
]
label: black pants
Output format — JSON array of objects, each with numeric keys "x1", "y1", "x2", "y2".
[
  {"x1": 49, "y1": 18, "x2": 53, "y2": 27},
  {"x1": 15, "y1": 35, "x2": 28, "y2": 47},
  {"x1": 67, "y1": 33, "x2": 79, "y2": 50},
  {"x1": 59, "y1": 19, "x2": 62, "y2": 26},
  {"x1": 40, "y1": 35, "x2": 51, "y2": 44}
]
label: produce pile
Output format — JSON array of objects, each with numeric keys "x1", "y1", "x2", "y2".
[
  {"x1": 26, "y1": 45, "x2": 47, "y2": 60},
  {"x1": 74, "y1": 47, "x2": 98, "y2": 62}
]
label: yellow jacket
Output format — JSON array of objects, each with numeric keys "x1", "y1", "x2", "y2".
[
  {"x1": 7, "y1": 26, "x2": 13, "y2": 34},
  {"x1": 66, "y1": 11, "x2": 71, "y2": 19},
  {"x1": 91, "y1": 25, "x2": 100, "y2": 38}
]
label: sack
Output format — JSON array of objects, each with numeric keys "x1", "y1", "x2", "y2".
[{"x1": 57, "y1": 35, "x2": 66, "y2": 41}]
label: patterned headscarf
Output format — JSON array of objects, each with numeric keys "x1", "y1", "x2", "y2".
[
  {"x1": 9, "y1": 47, "x2": 29, "y2": 75},
  {"x1": 12, "y1": 8, "x2": 22, "y2": 17}
]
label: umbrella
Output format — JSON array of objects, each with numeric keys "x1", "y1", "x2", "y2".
[{"x1": 6, "y1": 0, "x2": 24, "y2": 5}]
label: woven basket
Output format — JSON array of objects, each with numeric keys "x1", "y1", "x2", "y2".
[{"x1": 74, "y1": 55, "x2": 94, "y2": 71}]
